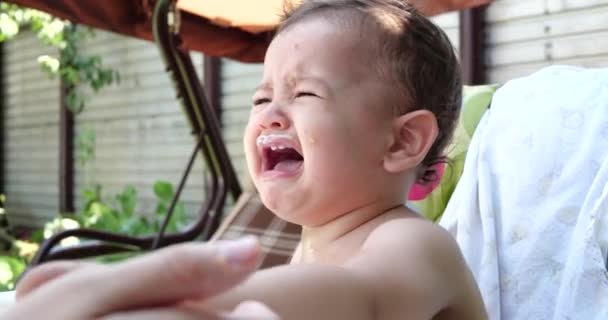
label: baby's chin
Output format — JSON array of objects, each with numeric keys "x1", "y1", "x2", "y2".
[{"x1": 260, "y1": 195, "x2": 311, "y2": 225}]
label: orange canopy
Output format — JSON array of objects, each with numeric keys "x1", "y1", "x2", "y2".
[{"x1": 6, "y1": 0, "x2": 490, "y2": 62}]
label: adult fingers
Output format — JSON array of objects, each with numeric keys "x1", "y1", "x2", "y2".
[
  {"x1": 98, "y1": 306, "x2": 221, "y2": 320},
  {"x1": 16, "y1": 261, "x2": 96, "y2": 300},
  {"x1": 229, "y1": 301, "x2": 280, "y2": 319},
  {"x1": 99, "y1": 302, "x2": 279, "y2": 320},
  {"x1": 24, "y1": 236, "x2": 261, "y2": 318}
]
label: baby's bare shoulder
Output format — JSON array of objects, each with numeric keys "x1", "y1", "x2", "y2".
[
  {"x1": 346, "y1": 217, "x2": 478, "y2": 318},
  {"x1": 365, "y1": 216, "x2": 459, "y2": 258}
]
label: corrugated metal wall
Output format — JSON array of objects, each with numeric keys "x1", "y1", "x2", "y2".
[
  {"x1": 433, "y1": 12, "x2": 461, "y2": 50},
  {"x1": 75, "y1": 30, "x2": 207, "y2": 218},
  {"x1": 485, "y1": 0, "x2": 608, "y2": 83},
  {"x1": 220, "y1": 61, "x2": 263, "y2": 188},
  {"x1": 1, "y1": 32, "x2": 60, "y2": 227},
  {"x1": 219, "y1": 14, "x2": 460, "y2": 187},
  {"x1": 0, "y1": 29, "x2": 215, "y2": 227}
]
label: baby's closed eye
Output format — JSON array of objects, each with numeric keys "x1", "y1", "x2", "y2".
[
  {"x1": 252, "y1": 97, "x2": 271, "y2": 106},
  {"x1": 296, "y1": 91, "x2": 318, "y2": 98}
]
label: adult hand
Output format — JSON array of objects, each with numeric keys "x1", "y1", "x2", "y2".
[{"x1": 4, "y1": 237, "x2": 278, "y2": 319}]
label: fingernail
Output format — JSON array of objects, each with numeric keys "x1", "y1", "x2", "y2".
[{"x1": 218, "y1": 236, "x2": 260, "y2": 269}]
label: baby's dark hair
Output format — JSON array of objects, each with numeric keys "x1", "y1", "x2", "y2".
[{"x1": 278, "y1": 0, "x2": 462, "y2": 183}]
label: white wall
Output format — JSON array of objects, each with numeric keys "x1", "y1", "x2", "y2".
[
  {"x1": 432, "y1": 11, "x2": 461, "y2": 51},
  {"x1": 485, "y1": 0, "x2": 608, "y2": 83},
  {"x1": 1, "y1": 29, "x2": 227, "y2": 227},
  {"x1": 75, "y1": 30, "x2": 207, "y2": 218},
  {"x1": 2, "y1": 32, "x2": 60, "y2": 227}
]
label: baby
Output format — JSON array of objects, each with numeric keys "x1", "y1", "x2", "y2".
[
  {"x1": 8, "y1": 1, "x2": 487, "y2": 319},
  {"x1": 205, "y1": 0, "x2": 487, "y2": 319}
]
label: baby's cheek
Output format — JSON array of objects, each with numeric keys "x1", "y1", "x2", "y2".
[
  {"x1": 243, "y1": 121, "x2": 259, "y2": 146},
  {"x1": 243, "y1": 129, "x2": 259, "y2": 172},
  {"x1": 302, "y1": 130, "x2": 318, "y2": 145}
]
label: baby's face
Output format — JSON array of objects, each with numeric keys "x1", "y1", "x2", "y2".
[{"x1": 244, "y1": 17, "x2": 397, "y2": 225}]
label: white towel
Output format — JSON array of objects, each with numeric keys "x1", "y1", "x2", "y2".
[{"x1": 440, "y1": 66, "x2": 608, "y2": 319}]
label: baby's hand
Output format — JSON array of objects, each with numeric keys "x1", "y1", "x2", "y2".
[{"x1": 5, "y1": 237, "x2": 278, "y2": 319}]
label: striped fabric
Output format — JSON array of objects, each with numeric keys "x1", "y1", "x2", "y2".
[{"x1": 212, "y1": 192, "x2": 301, "y2": 269}]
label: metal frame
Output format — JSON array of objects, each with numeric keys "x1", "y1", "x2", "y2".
[
  {"x1": 30, "y1": 0, "x2": 241, "y2": 265},
  {"x1": 459, "y1": 6, "x2": 487, "y2": 85},
  {"x1": 204, "y1": 55, "x2": 222, "y2": 126},
  {"x1": 58, "y1": 79, "x2": 74, "y2": 214},
  {"x1": 0, "y1": 43, "x2": 4, "y2": 197}
]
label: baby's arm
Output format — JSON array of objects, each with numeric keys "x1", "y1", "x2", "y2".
[
  {"x1": 205, "y1": 263, "x2": 376, "y2": 319},
  {"x1": 206, "y1": 218, "x2": 487, "y2": 320}
]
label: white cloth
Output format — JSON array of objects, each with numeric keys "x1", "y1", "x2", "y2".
[
  {"x1": 0, "y1": 290, "x2": 15, "y2": 315},
  {"x1": 440, "y1": 66, "x2": 608, "y2": 319}
]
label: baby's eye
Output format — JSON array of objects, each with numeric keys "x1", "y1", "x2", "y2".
[
  {"x1": 253, "y1": 98, "x2": 271, "y2": 106},
  {"x1": 296, "y1": 92, "x2": 318, "y2": 98}
]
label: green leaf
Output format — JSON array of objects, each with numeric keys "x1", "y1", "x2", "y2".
[
  {"x1": 81, "y1": 184, "x2": 101, "y2": 206},
  {"x1": 166, "y1": 203, "x2": 188, "y2": 233},
  {"x1": 120, "y1": 216, "x2": 147, "y2": 235},
  {"x1": 153, "y1": 181, "x2": 174, "y2": 201},
  {"x1": 155, "y1": 203, "x2": 168, "y2": 217},
  {"x1": 0, "y1": 256, "x2": 26, "y2": 291},
  {"x1": 86, "y1": 202, "x2": 122, "y2": 232},
  {"x1": 75, "y1": 126, "x2": 96, "y2": 163},
  {"x1": 116, "y1": 186, "x2": 137, "y2": 218},
  {"x1": 29, "y1": 229, "x2": 44, "y2": 243},
  {"x1": 65, "y1": 91, "x2": 84, "y2": 113},
  {"x1": 62, "y1": 67, "x2": 81, "y2": 85}
]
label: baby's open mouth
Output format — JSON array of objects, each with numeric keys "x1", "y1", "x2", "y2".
[
  {"x1": 256, "y1": 134, "x2": 304, "y2": 177},
  {"x1": 263, "y1": 146, "x2": 304, "y2": 172}
]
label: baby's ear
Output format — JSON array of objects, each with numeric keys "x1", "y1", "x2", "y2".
[{"x1": 383, "y1": 110, "x2": 438, "y2": 173}]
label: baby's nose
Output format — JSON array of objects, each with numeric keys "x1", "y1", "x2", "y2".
[{"x1": 259, "y1": 108, "x2": 290, "y2": 130}]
